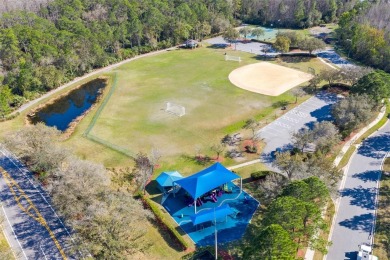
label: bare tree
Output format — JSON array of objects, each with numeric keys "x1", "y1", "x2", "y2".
[
  {"x1": 312, "y1": 121, "x2": 341, "y2": 154},
  {"x1": 211, "y1": 144, "x2": 225, "y2": 160},
  {"x1": 132, "y1": 152, "x2": 153, "y2": 194},
  {"x1": 339, "y1": 66, "x2": 373, "y2": 86},
  {"x1": 318, "y1": 68, "x2": 341, "y2": 86},
  {"x1": 290, "y1": 87, "x2": 306, "y2": 103}
]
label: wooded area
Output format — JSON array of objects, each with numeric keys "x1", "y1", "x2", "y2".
[
  {"x1": 0, "y1": 0, "x2": 358, "y2": 117},
  {"x1": 337, "y1": 1, "x2": 390, "y2": 72}
]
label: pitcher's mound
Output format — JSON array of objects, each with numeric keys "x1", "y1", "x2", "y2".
[{"x1": 229, "y1": 62, "x2": 313, "y2": 96}]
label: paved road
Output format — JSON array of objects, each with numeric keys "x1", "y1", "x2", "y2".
[
  {"x1": 258, "y1": 92, "x2": 338, "y2": 167},
  {"x1": 0, "y1": 146, "x2": 76, "y2": 259},
  {"x1": 326, "y1": 121, "x2": 390, "y2": 260}
]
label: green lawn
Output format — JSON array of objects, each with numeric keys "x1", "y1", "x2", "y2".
[{"x1": 67, "y1": 46, "x2": 327, "y2": 173}]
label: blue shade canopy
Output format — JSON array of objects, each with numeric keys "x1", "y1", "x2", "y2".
[
  {"x1": 173, "y1": 162, "x2": 240, "y2": 199},
  {"x1": 190, "y1": 204, "x2": 234, "y2": 225},
  {"x1": 156, "y1": 171, "x2": 183, "y2": 188}
]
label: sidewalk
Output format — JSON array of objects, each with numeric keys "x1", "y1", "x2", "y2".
[{"x1": 304, "y1": 106, "x2": 387, "y2": 260}]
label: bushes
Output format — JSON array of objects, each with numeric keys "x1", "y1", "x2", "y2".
[
  {"x1": 251, "y1": 170, "x2": 273, "y2": 180},
  {"x1": 140, "y1": 194, "x2": 189, "y2": 251}
]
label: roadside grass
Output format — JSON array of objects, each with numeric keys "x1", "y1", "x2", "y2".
[
  {"x1": 336, "y1": 104, "x2": 390, "y2": 170},
  {"x1": 337, "y1": 146, "x2": 356, "y2": 170},
  {"x1": 0, "y1": 228, "x2": 14, "y2": 260},
  {"x1": 313, "y1": 201, "x2": 335, "y2": 260},
  {"x1": 374, "y1": 171, "x2": 390, "y2": 260}
]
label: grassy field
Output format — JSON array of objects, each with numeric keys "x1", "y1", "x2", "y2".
[{"x1": 64, "y1": 46, "x2": 328, "y2": 174}]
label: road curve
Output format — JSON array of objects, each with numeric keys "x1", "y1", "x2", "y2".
[{"x1": 326, "y1": 120, "x2": 390, "y2": 259}]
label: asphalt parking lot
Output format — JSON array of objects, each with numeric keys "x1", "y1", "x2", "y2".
[
  {"x1": 258, "y1": 92, "x2": 338, "y2": 163},
  {"x1": 204, "y1": 36, "x2": 277, "y2": 56}
]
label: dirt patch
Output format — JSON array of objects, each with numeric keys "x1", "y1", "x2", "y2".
[{"x1": 228, "y1": 62, "x2": 313, "y2": 96}]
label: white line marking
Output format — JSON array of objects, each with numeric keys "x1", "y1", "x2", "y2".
[
  {"x1": 0, "y1": 147, "x2": 84, "y2": 258},
  {"x1": 1, "y1": 204, "x2": 28, "y2": 260}
]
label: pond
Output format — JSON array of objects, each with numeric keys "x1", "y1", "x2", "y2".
[{"x1": 28, "y1": 78, "x2": 106, "y2": 131}]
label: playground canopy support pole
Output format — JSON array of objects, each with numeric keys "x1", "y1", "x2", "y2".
[
  {"x1": 240, "y1": 178, "x2": 242, "y2": 192},
  {"x1": 214, "y1": 208, "x2": 217, "y2": 260},
  {"x1": 195, "y1": 197, "x2": 197, "y2": 214}
]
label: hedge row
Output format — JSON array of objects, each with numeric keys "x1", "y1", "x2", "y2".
[{"x1": 140, "y1": 195, "x2": 189, "y2": 251}]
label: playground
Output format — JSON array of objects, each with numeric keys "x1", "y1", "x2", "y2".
[{"x1": 158, "y1": 163, "x2": 259, "y2": 246}]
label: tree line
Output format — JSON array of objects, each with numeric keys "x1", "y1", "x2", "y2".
[
  {"x1": 236, "y1": 0, "x2": 358, "y2": 28},
  {"x1": 0, "y1": 0, "x2": 235, "y2": 116},
  {"x1": 0, "y1": 0, "x2": 361, "y2": 118},
  {"x1": 337, "y1": 1, "x2": 390, "y2": 72}
]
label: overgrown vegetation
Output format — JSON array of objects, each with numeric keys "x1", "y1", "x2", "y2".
[{"x1": 4, "y1": 123, "x2": 153, "y2": 259}]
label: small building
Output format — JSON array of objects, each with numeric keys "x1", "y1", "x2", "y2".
[{"x1": 183, "y1": 39, "x2": 198, "y2": 49}]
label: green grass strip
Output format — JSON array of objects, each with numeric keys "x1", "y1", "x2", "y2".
[
  {"x1": 83, "y1": 73, "x2": 136, "y2": 157},
  {"x1": 84, "y1": 73, "x2": 118, "y2": 136},
  {"x1": 338, "y1": 104, "x2": 390, "y2": 169}
]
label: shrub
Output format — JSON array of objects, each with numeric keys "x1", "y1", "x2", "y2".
[
  {"x1": 251, "y1": 171, "x2": 272, "y2": 180},
  {"x1": 245, "y1": 145, "x2": 257, "y2": 153}
]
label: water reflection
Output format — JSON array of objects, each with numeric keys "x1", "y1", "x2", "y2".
[{"x1": 29, "y1": 78, "x2": 106, "y2": 131}]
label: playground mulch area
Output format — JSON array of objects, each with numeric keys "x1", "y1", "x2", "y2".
[{"x1": 162, "y1": 182, "x2": 259, "y2": 246}]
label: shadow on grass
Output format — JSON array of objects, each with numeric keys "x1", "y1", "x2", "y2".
[
  {"x1": 145, "y1": 180, "x2": 162, "y2": 196},
  {"x1": 149, "y1": 220, "x2": 186, "y2": 252},
  {"x1": 180, "y1": 154, "x2": 212, "y2": 166}
]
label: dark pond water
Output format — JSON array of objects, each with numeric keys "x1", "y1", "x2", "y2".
[{"x1": 29, "y1": 78, "x2": 106, "y2": 131}]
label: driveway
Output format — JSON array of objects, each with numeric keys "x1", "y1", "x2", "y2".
[
  {"x1": 0, "y1": 146, "x2": 77, "y2": 259},
  {"x1": 326, "y1": 121, "x2": 390, "y2": 259}
]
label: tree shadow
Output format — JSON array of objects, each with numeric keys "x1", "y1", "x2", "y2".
[
  {"x1": 206, "y1": 43, "x2": 229, "y2": 49},
  {"x1": 314, "y1": 92, "x2": 338, "y2": 104},
  {"x1": 340, "y1": 186, "x2": 377, "y2": 210},
  {"x1": 357, "y1": 132, "x2": 390, "y2": 159},
  {"x1": 352, "y1": 170, "x2": 381, "y2": 183},
  {"x1": 309, "y1": 104, "x2": 333, "y2": 122},
  {"x1": 339, "y1": 212, "x2": 374, "y2": 232},
  {"x1": 344, "y1": 251, "x2": 358, "y2": 260}
]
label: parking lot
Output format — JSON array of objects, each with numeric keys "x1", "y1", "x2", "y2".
[
  {"x1": 204, "y1": 36, "x2": 278, "y2": 56},
  {"x1": 258, "y1": 92, "x2": 338, "y2": 163}
]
